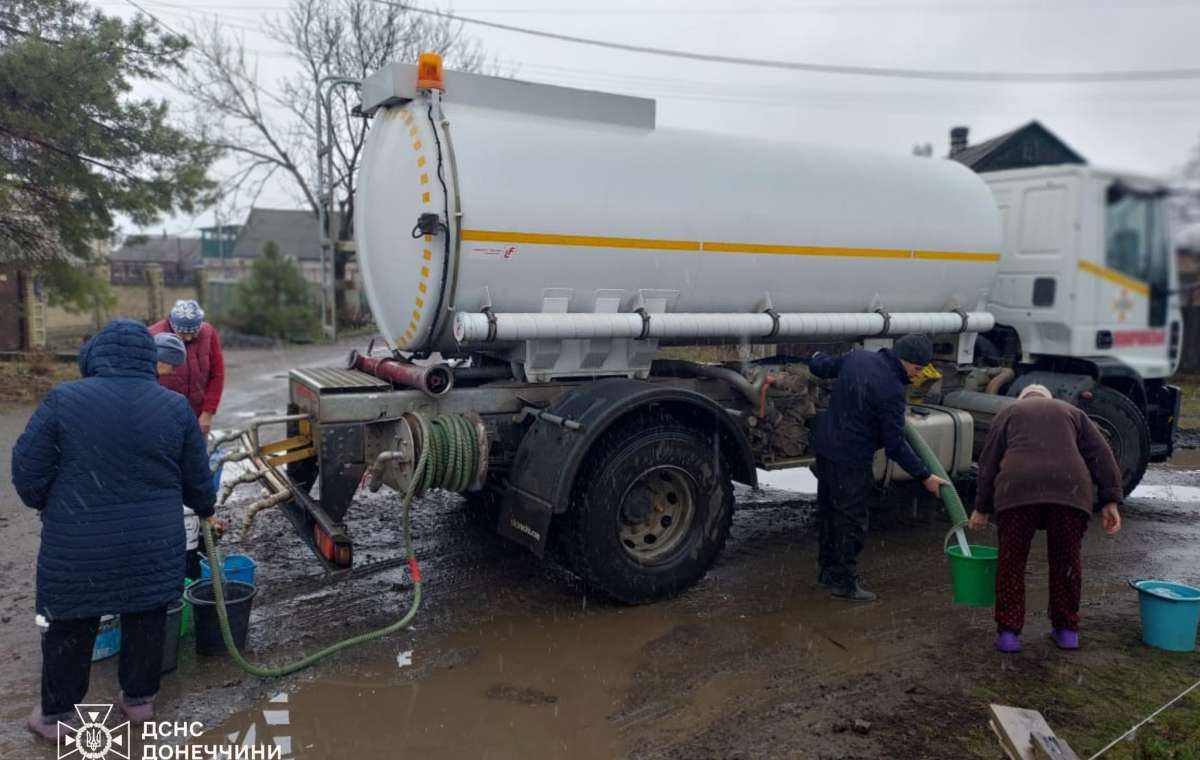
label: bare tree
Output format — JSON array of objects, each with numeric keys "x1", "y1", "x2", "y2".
[
  {"x1": 1170, "y1": 133, "x2": 1200, "y2": 230},
  {"x1": 178, "y1": 0, "x2": 491, "y2": 240}
]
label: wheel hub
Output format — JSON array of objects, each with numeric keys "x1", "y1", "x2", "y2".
[{"x1": 617, "y1": 466, "x2": 697, "y2": 564}]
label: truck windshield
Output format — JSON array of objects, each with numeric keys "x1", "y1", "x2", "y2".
[{"x1": 1105, "y1": 185, "x2": 1170, "y2": 326}]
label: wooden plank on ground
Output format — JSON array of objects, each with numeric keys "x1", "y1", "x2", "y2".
[
  {"x1": 989, "y1": 720, "x2": 1021, "y2": 760},
  {"x1": 988, "y1": 704, "x2": 1078, "y2": 760},
  {"x1": 1032, "y1": 732, "x2": 1080, "y2": 760}
]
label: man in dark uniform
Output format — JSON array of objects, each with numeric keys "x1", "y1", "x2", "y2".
[{"x1": 809, "y1": 334, "x2": 947, "y2": 602}]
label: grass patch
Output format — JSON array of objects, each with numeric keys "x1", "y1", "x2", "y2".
[
  {"x1": 945, "y1": 628, "x2": 1200, "y2": 759},
  {"x1": 0, "y1": 354, "x2": 79, "y2": 403},
  {"x1": 1174, "y1": 375, "x2": 1200, "y2": 430}
]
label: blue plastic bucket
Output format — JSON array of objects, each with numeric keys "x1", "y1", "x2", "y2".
[
  {"x1": 1129, "y1": 579, "x2": 1200, "y2": 652},
  {"x1": 200, "y1": 554, "x2": 257, "y2": 586},
  {"x1": 208, "y1": 450, "x2": 225, "y2": 492},
  {"x1": 92, "y1": 615, "x2": 121, "y2": 661}
]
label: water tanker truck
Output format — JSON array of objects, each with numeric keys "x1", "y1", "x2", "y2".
[{"x1": 228, "y1": 57, "x2": 1183, "y2": 603}]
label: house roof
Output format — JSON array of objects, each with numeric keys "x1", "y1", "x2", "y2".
[
  {"x1": 231, "y1": 208, "x2": 322, "y2": 261},
  {"x1": 950, "y1": 120, "x2": 1086, "y2": 173},
  {"x1": 112, "y1": 235, "x2": 202, "y2": 266}
]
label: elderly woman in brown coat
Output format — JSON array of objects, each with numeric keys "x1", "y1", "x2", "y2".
[{"x1": 968, "y1": 384, "x2": 1123, "y2": 653}]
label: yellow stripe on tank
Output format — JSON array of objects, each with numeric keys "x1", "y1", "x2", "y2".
[
  {"x1": 460, "y1": 229, "x2": 998, "y2": 262},
  {"x1": 462, "y1": 229, "x2": 700, "y2": 251}
]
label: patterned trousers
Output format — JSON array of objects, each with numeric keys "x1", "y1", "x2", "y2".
[{"x1": 994, "y1": 504, "x2": 1090, "y2": 634}]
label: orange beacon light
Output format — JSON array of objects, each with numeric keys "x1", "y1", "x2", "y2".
[{"x1": 417, "y1": 51, "x2": 444, "y2": 90}]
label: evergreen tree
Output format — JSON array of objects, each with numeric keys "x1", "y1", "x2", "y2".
[
  {"x1": 229, "y1": 241, "x2": 318, "y2": 340},
  {"x1": 0, "y1": 0, "x2": 215, "y2": 308}
]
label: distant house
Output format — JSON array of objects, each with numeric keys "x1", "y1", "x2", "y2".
[
  {"x1": 948, "y1": 121, "x2": 1086, "y2": 173},
  {"x1": 1178, "y1": 223, "x2": 1200, "y2": 308},
  {"x1": 110, "y1": 233, "x2": 201, "y2": 285},
  {"x1": 207, "y1": 208, "x2": 323, "y2": 285}
]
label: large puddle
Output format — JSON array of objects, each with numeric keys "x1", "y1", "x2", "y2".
[
  {"x1": 197, "y1": 608, "x2": 678, "y2": 759},
  {"x1": 196, "y1": 516, "x2": 970, "y2": 759}
]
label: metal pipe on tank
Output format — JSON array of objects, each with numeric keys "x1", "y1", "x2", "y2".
[
  {"x1": 347, "y1": 350, "x2": 455, "y2": 397},
  {"x1": 454, "y1": 311, "x2": 995, "y2": 344},
  {"x1": 985, "y1": 367, "x2": 1016, "y2": 395},
  {"x1": 651, "y1": 359, "x2": 762, "y2": 410}
]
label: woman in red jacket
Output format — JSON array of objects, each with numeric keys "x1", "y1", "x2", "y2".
[
  {"x1": 968, "y1": 384, "x2": 1123, "y2": 653},
  {"x1": 148, "y1": 299, "x2": 224, "y2": 434}
]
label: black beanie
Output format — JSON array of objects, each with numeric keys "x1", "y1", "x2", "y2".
[{"x1": 893, "y1": 334, "x2": 933, "y2": 366}]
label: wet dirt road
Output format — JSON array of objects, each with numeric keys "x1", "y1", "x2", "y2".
[{"x1": 1, "y1": 342, "x2": 1198, "y2": 759}]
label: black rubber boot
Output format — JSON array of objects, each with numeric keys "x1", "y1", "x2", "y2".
[
  {"x1": 831, "y1": 581, "x2": 878, "y2": 602},
  {"x1": 817, "y1": 568, "x2": 835, "y2": 587}
]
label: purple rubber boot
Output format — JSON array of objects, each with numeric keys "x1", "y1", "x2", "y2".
[
  {"x1": 994, "y1": 630, "x2": 1021, "y2": 653},
  {"x1": 1052, "y1": 628, "x2": 1080, "y2": 650}
]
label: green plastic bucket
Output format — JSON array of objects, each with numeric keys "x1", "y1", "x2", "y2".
[
  {"x1": 180, "y1": 577, "x2": 194, "y2": 637},
  {"x1": 945, "y1": 544, "x2": 998, "y2": 607}
]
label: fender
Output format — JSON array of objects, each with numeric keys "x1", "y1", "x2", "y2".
[
  {"x1": 1008, "y1": 370, "x2": 1096, "y2": 404},
  {"x1": 1027, "y1": 355, "x2": 1147, "y2": 409},
  {"x1": 498, "y1": 378, "x2": 757, "y2": 556}
]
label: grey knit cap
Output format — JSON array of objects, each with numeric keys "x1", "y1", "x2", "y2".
[{"x1": 154, "y1": 332, "x2": 187, "y2": 366}]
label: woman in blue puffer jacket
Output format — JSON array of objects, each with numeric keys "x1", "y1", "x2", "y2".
[{"x1": 12, "y1": 320, "x2": 216, "y2": 741}]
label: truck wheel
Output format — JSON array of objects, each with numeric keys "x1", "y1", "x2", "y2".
[
  {"x1": 562, "y1": 415, "x2": 734, "y2": 604},
  {"x1": 1080, "y1": 386, "x2": 1150, "y2": 495}
]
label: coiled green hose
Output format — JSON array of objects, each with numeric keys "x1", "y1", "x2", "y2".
[
  {"x1": 199, "y1": 412, "x2": 479, "y2": 677},
  {"x1": 417, "y1": 414, "x2": 480, "y2": 493}
]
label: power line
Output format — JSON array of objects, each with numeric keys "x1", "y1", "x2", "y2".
[
  {"x1": 448, "y1": 0, "x2": 1197, "y2": 15},
  {"x1": 366, "y1": 0, "x2": 1200, "y2": 83},
  {"x1": 123, "y1": 0, "x2": 185, "y2": 37},
  {"x1": 515, "y1": 60, "x2": 1200, "y2": 101},
  {"x1": 121, "y1": 0, "x2": 293, "y2": 58}
]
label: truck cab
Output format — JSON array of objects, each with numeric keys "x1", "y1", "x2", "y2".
[{"x1": 981, "y1": 164, "x2": 1183, "y2": 466}]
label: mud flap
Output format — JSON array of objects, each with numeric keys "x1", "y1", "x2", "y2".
[
  {"x1": 495, "y1": 379, "x2": 755, "y2": 558},
  {"x1": 497, "y1": 487, "x2": 553, "y2": 557}
]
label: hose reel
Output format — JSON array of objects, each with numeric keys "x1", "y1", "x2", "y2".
[{"x1": 367, "y1": 412, "x2": 489, "y2": 497}]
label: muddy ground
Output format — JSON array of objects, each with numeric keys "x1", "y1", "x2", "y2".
[{"x1": 1, "y1": 342, "x2": 1197, "y2": 760}]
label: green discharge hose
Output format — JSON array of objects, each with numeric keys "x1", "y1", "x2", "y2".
[
  {"x1": 902, "y1": 421, "x2": 968, "y2": 528},
  {"x1": 199, "y1": 413, "x2": 478, "y2": 678}
]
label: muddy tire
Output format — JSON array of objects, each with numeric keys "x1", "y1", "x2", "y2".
[
  {"x1": 561, "y1": 415, "x2": 734, "y2": 604},
  {"x1": 1080, "y1": 386, "x2": 1150, "y2": 495}
]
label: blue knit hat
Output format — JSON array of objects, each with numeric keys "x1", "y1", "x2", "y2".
[
  {"x1": 168, "y1": 299, "x2": 205, "y2": 333},
  {"x1": 154, "y1": 332, "x2": 187, "y2": 366}
]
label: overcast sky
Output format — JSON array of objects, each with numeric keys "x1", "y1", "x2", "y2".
[{"x1": 97, "y1": 0, "x2": 1200, "y2": 237}]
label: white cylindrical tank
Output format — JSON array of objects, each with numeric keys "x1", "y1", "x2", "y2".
[{"x1": 355, "y1": 71, "x2": 1001, "y2": 354}]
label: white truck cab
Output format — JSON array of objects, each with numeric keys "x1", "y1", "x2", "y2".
[
  {"x1": 977, "y1": 163, "x2": 1183, "y2": 469},
  {"x1": 985, "y1": 165, "x2": 1181, "y2": 378}
]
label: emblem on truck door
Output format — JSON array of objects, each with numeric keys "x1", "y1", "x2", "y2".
[{"x1": 1112, "y1": 289, "x2": 1135, "y2": 321}]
